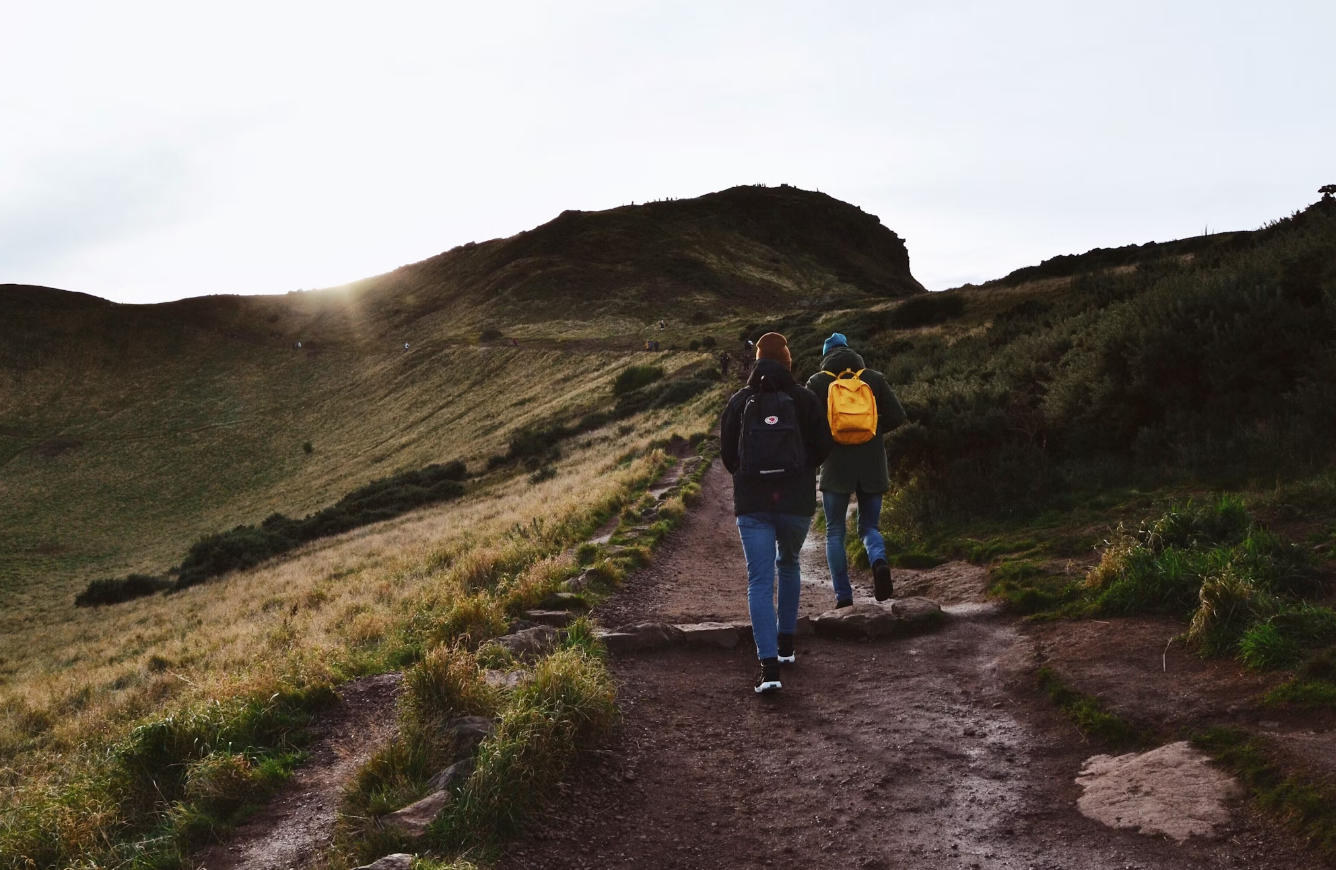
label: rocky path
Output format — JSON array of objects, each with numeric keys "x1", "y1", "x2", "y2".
[{"x1": 498, "y1": 459, "x2": 1324, "y2": 870}]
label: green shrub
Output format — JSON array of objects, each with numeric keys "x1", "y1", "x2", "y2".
[
  {"x1": 172, "y1": 462, "x2": 467, "y2": 590},
  {"x1": 480, "y1": 328, "x2": 503, "y2": 342},
  {"x1": 1239, "y1": 621, "x2": 1301, "y2": 670},
  {"x1": 613, "y1": 378, "x2": 713, "y2": 417},
  {"x1": 701, "y1": 336, "x2": 717, "y2": 349},
  {"x1": 74, "y1": 574, "x2": 170, "y2": 607},
  {"x1": 886, "y1": 293, "x2": 965, "y2": 329},
  {"x1": 612, "y1": 364, "x2": 664, "y2": 396},
  {"x1": 688, "y1": 339, "x2": 701, "y2": 351}
]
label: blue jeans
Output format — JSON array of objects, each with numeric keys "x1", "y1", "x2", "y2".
[
  {"x1": 822, "y1": 490, "x2": 887, "y2": 604},
  {"x1": 736, "y1": 513, "x2": 810, "y2": 660}
]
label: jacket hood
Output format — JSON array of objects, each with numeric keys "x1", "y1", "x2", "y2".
[
  {"x1": 746, "y1": 358, "x2": 798, "y2": 391},
  {"x1": 819, "y1": 346, "x2": 866, "y2": 374}
]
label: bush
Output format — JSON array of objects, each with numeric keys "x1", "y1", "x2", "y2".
[
  {"x1": 886, "y1": 293, "x2": 965, "y2": 329},
  {"x1": 701, "y1": 336, "x2": 717, "y2": 349},
  {"x1": 688, "y1": 339, "x2": 700, "y2": 351},
  {"x1": 613, "y1": 378, "x2": 714, "y2": 417},
  {"x1": 75, "y1": 574, "x2": 170, "y2": 607},
  {"x1": 528, "y1": 466, "x2": 557, "y2": 484},
  {"x1": 173, "y1": 462, "x2": 467, "y2": 590},
  {"x1": 480, "y1": 328, "x2": 503, "y2": 342},
  {"x1": 612, "y1": 365, "x2": 664, "y2": 396}
]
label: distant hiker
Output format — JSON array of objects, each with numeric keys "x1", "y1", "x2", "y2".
[
  {"x1": 404, "y1": 342, "x2": 410, "y2": 351},
  {"x1": 806, "y1": 333, "x2": 907, "y2": 606},
  {"x1": 721, "y1": 332, "x2": 832, "y2": 694},
  {"x1": 659, "y1": 319, "x2": 667, "y2": 330},
  {"x1": 719, "y1": 351, "x2": 731, "y2": 378},
  {"x1": 510, "y1": 338, "x2": 519, "y2": 347}
]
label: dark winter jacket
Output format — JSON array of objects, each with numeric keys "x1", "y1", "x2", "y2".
[
  {"x1": 721, "y1": 359, "x2": 833, "y2": 517},
  {"x1": 806, "y1": 347, "x2": 906, "y2": 495}
]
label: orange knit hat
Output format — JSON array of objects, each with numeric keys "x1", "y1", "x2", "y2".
[{"x1": 755, "y1": 332, "x2": 792, "y2": 369}]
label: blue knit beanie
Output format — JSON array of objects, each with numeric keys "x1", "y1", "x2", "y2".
[{"x1": 822, "y1": 332, "x2": 848, "y2": 355}]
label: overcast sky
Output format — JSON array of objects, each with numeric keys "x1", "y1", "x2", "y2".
[{"x1": 2, "y1": 1, "x2": 1333, "y2": 303}]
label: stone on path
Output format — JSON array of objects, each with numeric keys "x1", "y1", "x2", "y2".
[
  {"x1": 1076, "y1": 741, "x2": 1240, "y2": 842},
  {"x1": 425, "y1": 756, "x2": 475, "y2": 792},
  {"x1": 810, "y1": 598, "x2": 944, "y2": 640},
  {"x1": 677, "y1": 622, "x2": 740, "y2": 649},
  {"x1": 524, "y1": 609, "x2": 572, "y2": 627},
  {"x1": 446, "y1": 715, "x2": 495, "y2": 753},
  {"x1": 598, "y1": 622, "x2": 685, "y2": 653},
  {"x1": 482, "y1": 669, "x2": 526, "y2": 689},
  {"x1": 355, "y1": 854, "x2": 415, "y2": 870},
  {"x1": 493, "y1": 625, "x2": 561, "y2": 659},
  {"x1": 380, "y1": 788, "x2": 452, "y2": 837},
  {"x1": 543, "y1": 591, "x2": 589, "y2": 610}
]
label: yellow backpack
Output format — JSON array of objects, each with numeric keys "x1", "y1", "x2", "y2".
[{"x1": 822, "y1": 369, "x2": 878, "y2": 445}]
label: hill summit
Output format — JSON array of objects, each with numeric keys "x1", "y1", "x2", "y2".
[
  {"x1": 349, "y1": 184, "x2": 924, "y2": 330},
  {"x1": 3, "y1": 185, "x2": 924, "y2": 353}
]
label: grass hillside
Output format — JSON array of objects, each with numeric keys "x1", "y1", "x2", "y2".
[
  {"x1": 0, "y1": 184, "x2": 923, "y2": 613},
  {"x1": 5, "y1": 182, "x2": 1336, "y2": 869}
]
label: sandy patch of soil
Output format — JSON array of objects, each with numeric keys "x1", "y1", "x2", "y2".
[{"x1": 1077, "y1": 742, "x2": 1241, "y2": 841}]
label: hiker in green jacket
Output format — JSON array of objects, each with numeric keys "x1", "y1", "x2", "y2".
[{"x1": 806, "y1": 333, "x2": 907, "y2": 605}]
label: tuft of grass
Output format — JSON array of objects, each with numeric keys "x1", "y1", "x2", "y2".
[
  {"x1": 1036, "y1": 666, "x2": 1143, "y2": 748},
  {"x1": 402, "y1": 646, "x2": 500, "y2": 736},
  {"x1": 612, "y1": 365, "x2": 663, "y2": 397},
  {"x1": 989, "y1": 561, "x2": 1078, "y2": 615},
  {"x1": 430, "y1": 644, "x2": 615, "y2": 849},
  {"x1": 1193, "y1": 727, "x2": 1336, "y2": 862}
]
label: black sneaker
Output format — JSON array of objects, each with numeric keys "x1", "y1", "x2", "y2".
[
  {"x1": 777, "y1": 633, "x2": 796, "y2": 664},
  {"x1": 836, "y1": 598, "x2": 854, "y2": 609},
  {"x1": 754, "y1": 658, "x2": 782, "y2": 693},
  {"x1": 873, "y1": 559, "x2": 894, "y2": 602}
]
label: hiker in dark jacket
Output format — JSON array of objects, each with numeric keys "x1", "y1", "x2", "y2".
[
  {"x1": 721, "y1": 333, "x2": 832, "y2": 693},
  {"x1": 806, "y1": 333, "x2": 907, "y2": 605}
]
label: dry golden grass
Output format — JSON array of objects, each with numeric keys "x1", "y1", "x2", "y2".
[{"x1": 0, "y1": 357, "x2": 718, "y2": 786}]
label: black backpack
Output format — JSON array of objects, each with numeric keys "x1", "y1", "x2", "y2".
[{"x1": 739, "y1": 377, "x2": 806, "y2": 478}]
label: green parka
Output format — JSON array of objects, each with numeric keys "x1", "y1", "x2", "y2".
[{"x1": 806, "y1": 346, "x2": 906, "y2": 494}]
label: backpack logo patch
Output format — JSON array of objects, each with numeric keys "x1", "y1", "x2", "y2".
[{"x1": 764, "y1": 415, "x2": 779, "y2": 425}]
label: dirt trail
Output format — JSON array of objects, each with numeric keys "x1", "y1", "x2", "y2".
[
  {"x1": 194, "y1": 673, "x2": 402, "y2": 870},
  {"x1": 499, "y1": 459, "x2": 1324, "y2": 870}
]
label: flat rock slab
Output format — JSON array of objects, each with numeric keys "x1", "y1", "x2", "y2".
[
  {"x1": 677, "y1": 622, "x2": 740, "y2": 649},
  {"x1": 355, "y1": 854, "x2": 414, "y2": 870},
  {"x1": 542, "y1": 591, "x2": 590, "y2": 611},
  {"x1": 811, "y1": 598, "x2": 944, "y2": 640},
  {"x1": 493, "y1": 625, "x2": 561, "y2": 659},
  {"x1": 598, "y1": 622, "x2": 685, "y2": 653},
  {"x1": 425, "y1": 757, "x2": 475, "y2": 793},
  {"x1": 380, "y1": 789, "x2": 452, "y2": 837},
  {"x1": 524, "y1": 609, "x2": 573, "y2": 627},
  {"x1": 1076, "y1": 741, "x2": 1240, "y2": 842}
]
